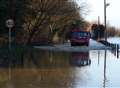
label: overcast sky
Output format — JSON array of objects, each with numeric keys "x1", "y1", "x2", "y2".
[{"x1": 84, "y1": 0, "x2": 120, "y2": 28}]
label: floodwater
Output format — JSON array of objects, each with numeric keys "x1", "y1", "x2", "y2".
[{"x1": 0, "y1": 48, "x2": 120, "y2": 88}]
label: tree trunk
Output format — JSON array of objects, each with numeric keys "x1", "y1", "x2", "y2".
[{"x1": 26, "y1": 32, "x2": 35, "y2": 46}]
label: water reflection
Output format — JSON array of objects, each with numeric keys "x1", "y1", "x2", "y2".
[
  {"x1": 110, "y1": 46, "x2": 119, "y2": 59},
  {"x1": 0, "y1": 48, "x2": 120, "y2": 87},
  {"x1": 0, "y1": 50, "x2": 69, "y2": 68},
  {"x1": 0, "y1": 49, "x2": 91, "y2": 68},
  {"x1": 98, "y1": 50, "x2": 100, "y2": 65},
  {"x1": 0, "y1": 55, "x2": 24, "y2": 68},
  {"x1": 69, "y1": 51, "x2": 91, "y2": 67},
  {"x1": 103, "y1": 50, "x2": 107, "y2": 88},
  {"x1": 0, "y1": 48, "x2": 92, "y2": 88}
]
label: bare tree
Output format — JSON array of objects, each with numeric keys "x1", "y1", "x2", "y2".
[{"x1": 23, "y1": 0, "x2": 86, "y2": 45}]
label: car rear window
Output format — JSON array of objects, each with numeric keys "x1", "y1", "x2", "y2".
[{"x1": 71, "y1": 32, "x2": 90, "y2": 37}]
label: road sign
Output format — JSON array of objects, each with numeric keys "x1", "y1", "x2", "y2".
[
  {"x1": 6, "y1": 19, "x2": 14, "y2": 50},
  {"x1": 6, "y1": 19, "x2": 14, "y2": 28}
]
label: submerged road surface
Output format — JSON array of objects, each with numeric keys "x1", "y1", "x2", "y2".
[
  {"x1": 0, "y1": 49, "x2": 119, "y2": 88},
  {"x1": 34, "y1": 39, "x2": 111, "y2": 52}
]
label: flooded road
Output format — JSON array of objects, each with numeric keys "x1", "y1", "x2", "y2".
[{"x1": 0, "y1": 49, "x2": 120, "y2": 88}]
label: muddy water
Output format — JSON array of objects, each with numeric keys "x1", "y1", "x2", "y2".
[{"x1": 0, "y1": 49, "x2": 119, "y2": 88}]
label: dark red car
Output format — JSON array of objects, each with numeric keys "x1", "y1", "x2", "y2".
[{"x1": 70, "y1": 29, "x2": 90, "y2": 46}]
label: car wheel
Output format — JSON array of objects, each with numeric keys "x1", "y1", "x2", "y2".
[
  {"x1": 71, "y1": 42, "x2": 76, "y2": 46},
  {"x1": 86, "y1": 43, "x2": 89, "y2": 46}
]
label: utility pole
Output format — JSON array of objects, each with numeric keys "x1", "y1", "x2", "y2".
[
  {"x1": 98, "y1": 16, "x2": 100, "y2": 40},
  {"x1": 98, "y1": 16, "x2": 100, "y2": 25},
  {"x1": 104, "y1": 0, "x2": 110, "y2": 41},
  {"x1": 104, "y1": 0, "x2": 107, "y2": 41},
  {"x1": 104, "y1": 0, "x2": 110, "y2": 86}
]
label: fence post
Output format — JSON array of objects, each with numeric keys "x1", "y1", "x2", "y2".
[{"x1": 117, "y1": 44, "x2": 119, "y2": 58}]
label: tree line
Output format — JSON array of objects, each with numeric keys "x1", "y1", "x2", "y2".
[
  {"x1": 0, "y1": 0, "x2": 89, "y2": 46},
  {"x1": 91, "y1": 23, "x2": 120, "y2": 41}
]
